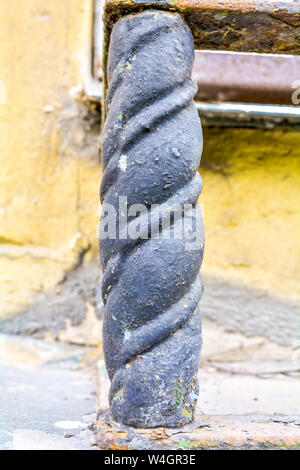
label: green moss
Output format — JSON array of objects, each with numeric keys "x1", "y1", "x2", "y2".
[
  {"x1": 215, "y1": 12, "x2": 228, "y2": 18},
  {"x1": 181, "y1": 409, "x2": 193, "y2": 420},
  {"x1": 174, "y1": 385, "x2": 181, "y2": 405},
  {"x1": 177, "y1": 440, "x2": 194, "y2": 450}
]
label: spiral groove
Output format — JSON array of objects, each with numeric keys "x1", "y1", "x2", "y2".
[{"x1": 100, "y1": 10, "x2": 204, "y2": 427}]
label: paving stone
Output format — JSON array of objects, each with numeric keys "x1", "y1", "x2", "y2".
[{"x1": 0, "y1": 334, "x2": 98, "y2": 450}]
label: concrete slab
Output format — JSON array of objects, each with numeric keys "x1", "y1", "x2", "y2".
[
  {"x1": 0, "y1": 334, "x2": 99, "y2": 450},
  {"x1": 1, "y1": 318, "x2": 299, "y2": 450}
]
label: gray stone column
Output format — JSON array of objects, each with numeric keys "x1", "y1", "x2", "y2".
[{"x1": 99, "y1": 9, "x2": 204, "y2": 428}]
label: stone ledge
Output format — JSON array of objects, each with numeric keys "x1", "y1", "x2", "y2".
[
  {"x1": 96, "y1": 412, "x2": 300, "y2": 450},
  {"x1": 96, "y1": 320, "x2": 300, "y2": 450}
]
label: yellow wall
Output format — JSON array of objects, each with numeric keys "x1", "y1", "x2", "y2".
[
  {"x1": 200, "y1": 128, "x2": 300, "y2": 305},
  {"x1": 0, "y1": 1, "x2": 299, "y2": 327},
  {"x1": 0, "y1": 0, "x2": 100, "y2": 317}
]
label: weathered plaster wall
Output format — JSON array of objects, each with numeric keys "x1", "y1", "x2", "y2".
[
  {"x1": 0, "y1": 1, "x2": 299, "y2": 345},
  {"x1": 0, "y1": 0, "x2": 101, "y2": 319},
  {"x1": 200, "y1": 128, "x2": 300, "y2": 345},
  {"x1": 201, "y1": 127, "x2": 300, "y2": 302}
]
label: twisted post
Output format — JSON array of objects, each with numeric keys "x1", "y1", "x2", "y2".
[{"x1": 99, "y1": 9, "x2": 204, "y2": 428}]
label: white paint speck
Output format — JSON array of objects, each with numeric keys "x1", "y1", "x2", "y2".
[
  {"x1": 118, "y1": 154, "x2": 127, "y2": 172},
  {"x1": 189, "y1": 391, "x2": 198, "y2": 401},
  {"x1": 123, "y1": 328, "x2": 131, "y2": 342},
  {"x1": 44, "y1": 105, "x2": 54, "y2": 113}
]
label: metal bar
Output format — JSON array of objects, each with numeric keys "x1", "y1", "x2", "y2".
[
  {"x1": 197, "y1": 101, "x2": 300, "y2": 117},
  {"x1": 193, "y1": 51, "x2": 300, "y2": 106},
  {"x1": 196, "y1": 101, "x2": 300, "y2": 128}
]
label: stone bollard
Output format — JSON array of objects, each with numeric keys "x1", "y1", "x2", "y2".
[
  {"x1": 96, "y1": 1, "x2": 300, "y2": 448},
  {"x1": 99, "y1": 9, "x2": 204, "y2": 428}
]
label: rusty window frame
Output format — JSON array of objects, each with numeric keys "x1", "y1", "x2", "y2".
[{"x1": 87, "y1": 0, "x2": 300, "y2": 127}]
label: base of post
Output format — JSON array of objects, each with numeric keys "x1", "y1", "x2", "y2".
[
  {"x1": 95, "y1": 410, "x2": 210, "y2": 450},
  {"x1": 95, "y1": 362, "x2": 300, "y2": 450},
  {"x1": 95, "y1": 412, "x2": 300, "y2": 451}
]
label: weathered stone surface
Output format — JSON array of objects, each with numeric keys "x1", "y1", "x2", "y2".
[
  {"x1": 100, "y1": 10, "x2": 204, "y2": 427},
  {"x1": 0, "y1": 263, "x2": 104, "y2": 343},
  {"x1": 96, "y1": 413, "x2": 300, "y2": 450}
]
